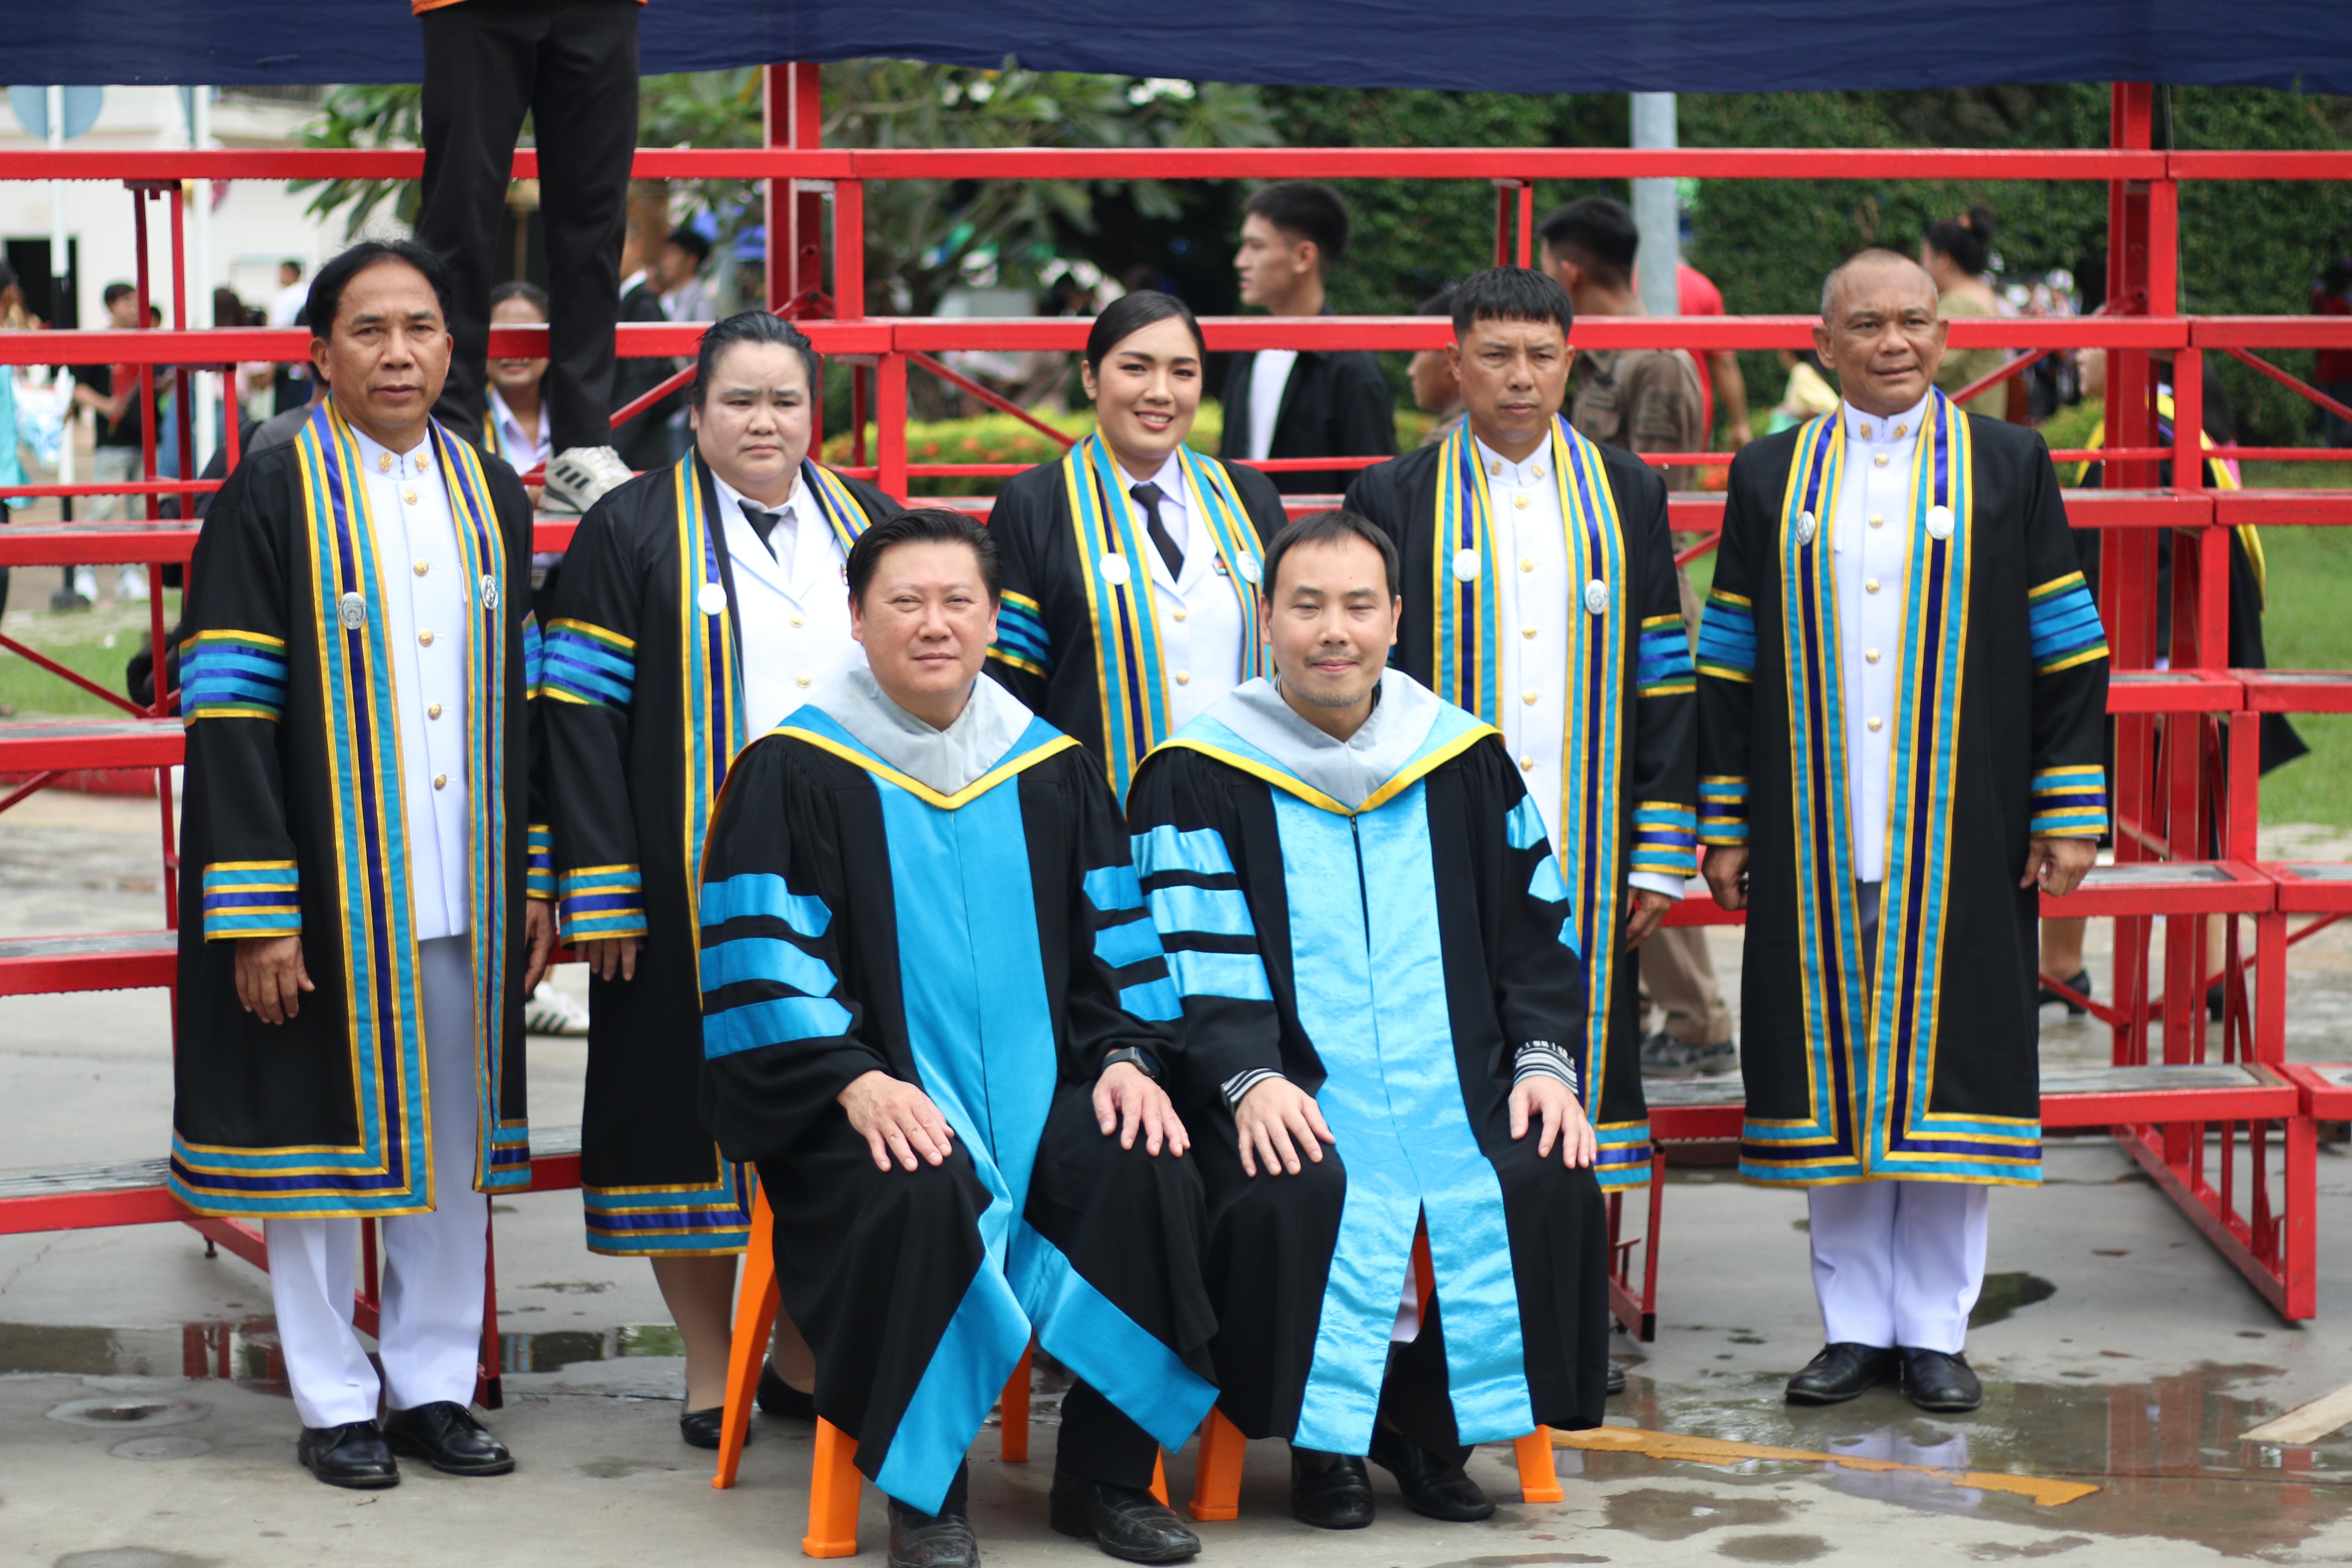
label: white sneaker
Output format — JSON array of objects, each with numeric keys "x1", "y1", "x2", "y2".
[
  {"x1": 541, "y1": 446, "x2": 635, "y2": 516},
  {"x1": 524, "y1": 981, "x2": 591, "y2": 1038},
  {"x1": 73, "y1": 567, "x2": 99, "y2": 603},
  {"x1": 116, "y1": 565, "x2": 150, "y2": 603}
]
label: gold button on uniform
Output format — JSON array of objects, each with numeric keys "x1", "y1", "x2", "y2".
[
  {"x1": 1873, "y1": 453, "x2": 1890, "y2": 469},
  {"x1": 1512, "y1": 493, "x2": 1530, "y2": 510},
  {"x1": 418, "y1": 629, "x2": 435, "y2": 646},
  {"x1": 404, "y1": 488, "x2": 419, "y2": 505},
  {"x1": 1176, "y1": 671, "x2": 1192, "y2": 686},
  {"x1": 1519, "y1": 557, "x2": 1535, "y2": 573},
  {"x1": 1519, "y1": 756, "x2": 1536, "y2": 772},
  {"x1": 1521, "y1": 689, "x2": 1538, "y2": 706},
  {"x1": 1521, "y1": 626, "x2": 1538, "y2": 640},
  {"x1": 377, "y1": 452, "x2": 392, "y2": 473},
  {"x1": 433, "y1": 773, "x2": 448, "y2": 790},
  {"x1": 428, "y1": 702, "x2": 443, "y2": 719},
  {"x1": 414, "y1": 559, "x2": 430, "y2": 576},
  {"x1": 789, "y1": 613, "x2": 804, "y2": 628},
  {"x1": 1864, "y1": 649, "x2": 1881, "y2": 665},
  {"x1": 1864, "y1": 579, "x2": 1880, "y2": 595},
  {"x1": 795, "y1": 673, "x2": 812, "y2": 688},
  {"x1": 1172, "y1": 609, "x2": 1188, "y2": 622},
  {"x1": 1866, "y1": 717, "x2": 1883, "y2": 733},
  {"x1": 1868, "y1": 513, "x2": 1883, "y2": 529}
]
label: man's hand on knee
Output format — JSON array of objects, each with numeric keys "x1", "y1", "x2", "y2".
[
  {"x1": 839, "y1": 1069, "x2": 955, "y2": 1173},
  {"x1": 1234, "y1": 1078, "x2": 1335, "y2": 1178},
  {"x1": 1093, "y1": 1060, "x2": 1189, "y2": 1157},
  {"x1": 1508, "y1": 1075, "x2": 1596, "y2": 1169}
]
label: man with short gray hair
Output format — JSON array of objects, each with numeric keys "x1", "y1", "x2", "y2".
[{"x1": 1697, "y1": 249, "x2": 2108, "y2": 1413}]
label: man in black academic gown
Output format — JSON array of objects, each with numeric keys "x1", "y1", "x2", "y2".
[
  {"x1": 170, "y1": 240, "x2": 554, "y2": 1487},
  {"x1": 1218, "y1": 181, "x2": 1396, "y2": 495},
  {"x1": 1344, "y1": 270, "x2": 1695, "y2": 1331},
  {"x1": 1697, "y1": 251, "x2": 2107, "y2": 1413},
  {"x1": 1128, "y1": 510, "x2": 1611, "y2": 1529},
  {"x1": 698, "y1": 508, "x2": 1216, "y2": 1567}
]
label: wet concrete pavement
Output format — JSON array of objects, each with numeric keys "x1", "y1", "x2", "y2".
[{"x1": 7, "y1": 796, "x2": 2352, "y2": 1565}]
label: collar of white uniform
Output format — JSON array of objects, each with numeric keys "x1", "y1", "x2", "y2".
[
  {"x1": 1200, "y1": 668, "x2": 1445, "y2": 811},
  {"x1": 1470, "y1": 429, "x2": 1557, "y2": 486},
  {"x1": 711, "y1": 464, "x2": 803, "y2": 524},
  {"x1": 805, "y1": 666, "x2": 1038, "y2": 797},
  {"x1": 347, "y1": 420, "x2": 434, "y2": 477},
  {"x1": 1841, "y1": 392, "x2": 1932, "y2": 448}
]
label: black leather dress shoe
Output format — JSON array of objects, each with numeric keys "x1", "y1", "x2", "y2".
[
  {"x1": 1901, "y1": 1348, "x2": 1984, "y2": 1412},
  {"x1": 1048, "y1": 1470, "x2": 1201, "y2": 1562},
  {"x1": 680, "y1": 1405, "x2": 741, "y2": 1450},
  {"x1": 758, "y1": 1360, "x2": 817, "y2": 1423},
  {"x1": 1606, "y1": 1361, "x2": 1627, "y2": 1396},
  {"x1": 2038, "y1": 967, "x2": 2092, "y2": 1018},
  {"x1": 1784, "y1": 1343, "x2": 1900, "y2": 1406},
  {"x1": 1368, "y1": 1422, "x2": 1495, "y2": 1522},
  {"x1": 383, "y1": 1400, "x2": 514, "y2": 1475},
  {"x1": 1289, "y1": 1447, "x2": 1375, "y2": 1529},
  {"x1": 298, "y1": 1421, "x2": 399, "y2": 1489},
  {"x1": 886, "y1": 1498, "x2": 978, "y2": 1568}
]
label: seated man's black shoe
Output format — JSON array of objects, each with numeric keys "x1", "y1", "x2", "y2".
[
  {"x1": 758, "y1": 1359, "x2": 817, "y2": 1422},
  {"x1": 1368, "y1": 1421, "x2": 1495, "y2": 1522},
  {"x1": 383, "y1": 1400, "x2": 515, "y2": 1475},
  {"x1": 1784, "y1": 1342, "x2": 1900, "y2": 1406},
  {"x1": 1289, "y1": 1447, "x2": 1375, "y2": 1529},
  {"x1": 679, "y1": 1405, "x2": 737, "y2": 1450},
  {"x1": 887, "y1": 1497, "x2": 979, "y2": 1568},
  {"x1": 297, "y1": 1421, "x2": 399, "y2": 1489},
  {"x1": 2038, "y1": 968, "x2": 2092, "y2": 1019},
  {"x1": 1901, "y1": 1348, "x2": 1984, "y2": 1413},
  {"x1": 1048, "y1": 1470, "x2": 1202, "y2": 1562},
  {"x1": 1606, "y1": 1361, "x2": 1627, "y2": 1396}
]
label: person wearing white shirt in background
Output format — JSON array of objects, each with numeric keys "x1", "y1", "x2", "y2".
[{"x1": 536, "y1": 311, "x2": 903, "y2": 1451}]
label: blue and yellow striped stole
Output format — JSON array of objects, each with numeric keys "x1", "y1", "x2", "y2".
[{"x1": 1054, "y1": 435, "x2": 1268, "y2": 799}]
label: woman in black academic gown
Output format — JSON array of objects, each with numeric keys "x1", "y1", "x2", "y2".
[{"x1": 983, "y1": 291, "x2": 1290, "y2": 799}]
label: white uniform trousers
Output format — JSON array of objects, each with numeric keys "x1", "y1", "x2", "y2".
[
  {"x1": 1804, "y1": 879, "x2": 1992, "y2": 1354},
  {"x1": 265, "y1": 937, "x2": 489, "y2": 1428}
]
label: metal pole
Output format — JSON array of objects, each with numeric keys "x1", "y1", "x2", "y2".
[
  {"x1": 1630, "y1": 92, "x2": 1680, "y2": 318},
  {"x1": 186, "y1": 86, "x2": 217, "y2": 472}
]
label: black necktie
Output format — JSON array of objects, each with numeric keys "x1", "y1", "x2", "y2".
[
  {"x1": 738, "y1": 498, "x2": 789, "y2": 562},
  {"x1": 1130, "y1": 482, "x2": 1184, "y2": 577}
]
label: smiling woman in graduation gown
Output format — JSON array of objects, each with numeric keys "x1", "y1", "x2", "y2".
[{"x1": 984, "y1": 291, "x2": 1288, "y2": 800}]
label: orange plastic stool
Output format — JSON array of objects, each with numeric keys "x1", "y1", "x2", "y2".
[
  {"x1": 713, "y1": 1188, "x2": 1168, "y2": 1556},
  {"x1": 1187, "y1": 1223, "x2": 1561, "y2": 1518}
]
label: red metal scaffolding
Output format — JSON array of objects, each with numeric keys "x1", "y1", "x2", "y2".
[{"x1": 0, "y1": 79, "x2": 2348, "y2": 1376}]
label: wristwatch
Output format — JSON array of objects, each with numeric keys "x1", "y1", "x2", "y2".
[{"x1": 1100, "y1": 1046, "x2": 1161, "y2": 1081}]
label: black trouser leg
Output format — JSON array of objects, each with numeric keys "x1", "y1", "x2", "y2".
[
  {"x1": 1057, "y1": 1379, "x2": 1162, "y2": 1490},
  {"x1": 1378, "y1": 1295, "x2": 1470, "y2": 1467},
  {"x1": 525, "y1": 0, "x2": 639, "y2": 451},
  {"x1": 416, "y1": 0, "x2": 540, "y2": 444}
]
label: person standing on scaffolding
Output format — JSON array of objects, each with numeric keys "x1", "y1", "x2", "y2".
[
  {"x1": 415, "y1": 0, "x2": 643, "y2": 516},
  {"x1": 536, "y1": 310, "x2": 900, "y2": 1450},
  {"x1": 168, "y1": 239, "x2": 554, "y2": 1488},
  {"x1": 1696, "y1": 250, "x2": 2109, "y2": 1414}
]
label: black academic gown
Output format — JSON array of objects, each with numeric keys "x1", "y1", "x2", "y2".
[
  {"x1": 169, "y1": 402, "x2": 539, "y2": 1218},
  {"x1": 697, "y1": 699, "x2": 1217, "y2": 1511},
  {"x1": 1347, "y1": 426, "x2": 1696, "y2": 1188},
  {"x1": 612, "y1": 278, "x2": 683, "y2": 474},
  {"x1": 1216, "y1": 321, "x2": 1397, "y2": 494},
  {"x1": 1127, "y1": 686, "x2": 1610, "y2": 1455},
  {"x1": 538, "y1": 453, "x2": 898, "y2": 1255},
  {"x1": 984, "y1": 438, "x2": 1287, "y2": 798},
  {"x1": 1697, "y1": 395, "x2": 2110, "y2": 1188}
]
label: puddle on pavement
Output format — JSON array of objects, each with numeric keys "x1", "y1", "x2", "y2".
[
  {"x1": 498, "y1": 1323, "x2": 684, "y2": 1372},
  {"x1": 1596, "y1": 1361, "x2": 2352, "y2": 1556},
  {"x1": 1970, "y1": 1272, "x2": 2059, "y2": 1329}
]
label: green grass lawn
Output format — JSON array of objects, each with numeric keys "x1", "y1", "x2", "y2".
[
  {"x1": 2245, "y1": 460, "x2": 2352, "y2": 830},
  {"x1": 0, "y1": 591, "x2": 178, "y2": 719}
]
